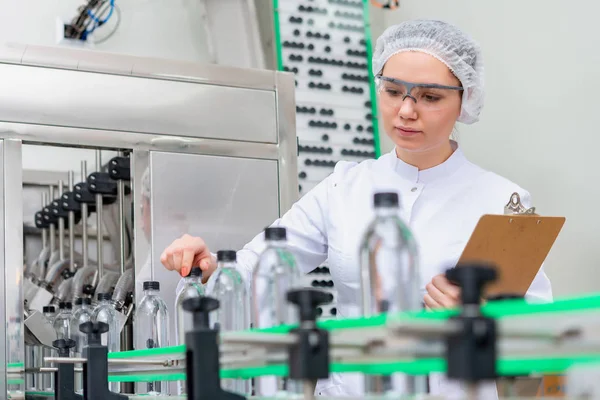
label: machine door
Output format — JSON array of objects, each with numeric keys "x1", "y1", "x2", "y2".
[{"x1": 137, "y1": 150, "x2": 280, "y2": 344}]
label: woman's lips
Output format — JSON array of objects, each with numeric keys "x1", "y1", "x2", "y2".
[{"x1": 395, "y1": 126, "x2": 422, "y2": 137}]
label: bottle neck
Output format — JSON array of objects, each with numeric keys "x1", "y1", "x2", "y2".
[
  {"x1": 144, "y1": 289, "x2": 160, "y2": 296},
  {"x1": 266, "y1": 239, "x2": 286, "y2": 248},
  {"x1": 218, "y1": 260, "x2": 236, "y2": 269},
  {"x1": 374, "y1": 206, "x2": 399, "y2": 218}
]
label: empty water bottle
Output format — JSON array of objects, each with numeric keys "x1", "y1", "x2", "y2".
[
  {"x1": 175, "y1": 267, "x2": 204, "y2": 395},
  {"x1": 211, "y1": 250, "x2": 251, "y2": 396},
  {"x1": 42, "y1": 306, "x2": 57, "y2": 391},
  {"x1": 251, "y1": 227, "x2": 302, "y2": 397},
  {"x1": 91, "y1": 293, "x2": 121, "y2": 393},
  {"x1": 134, "y1": 281, "x2": 169, "y2": 395},
  {"x1": 70, "y1": 298, "x2": 93, "y2": 354},
  {"x1": 53, "y1": 302, "x2": 73, "y2": 340},
  {"x1": 176, "y1": 267, "x2": 204, "y2": 345},
  {"x1": 360, "y1": 192, "x2": 422, "y2": 396},
  {"x1": 70, "y1": 298, "x2": 92, "y2": 393}
]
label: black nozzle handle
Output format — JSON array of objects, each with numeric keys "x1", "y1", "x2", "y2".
[
  {"x1": 108, "y1": 156, "x2": 131, "y2": 181},
  {"x1": 287, "y1": 289, "x2": 332, "y2": 323},
  {"x1": 446, "y1": 263, "x2": 498, "y2": 306},
  {"x1": 79, "y1": 321, "x2": 109, "y2": 345},
  {"x1": 183, "y1": 296, "x2": 220, "y2": 329}
]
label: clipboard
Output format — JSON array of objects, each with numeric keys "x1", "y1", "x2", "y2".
[{"x1": 457, "y1": 193, "x2": 565, "y2": 297}]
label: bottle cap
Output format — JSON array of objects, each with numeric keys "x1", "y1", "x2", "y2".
[
  {"x1": 189, "y1": 267, "x2": 202, "y2": 278},
  {"x1": 64, "y1": 302, "x2": 72, "y2": 310},
  {"x1": 373, "y1": 192, "x2": 399, "y2": 208},
  {"x1": 43, "y1": 306, "x2": 55, "y2": 314},
  {"x1": 265, "y1": 227, "x2": 287, "y2": 241},
  {"x1": 217, "y1": 250, "x2": 237, "y2": 262},
  {"x1": 143, "y1": 281, "x2": 160, "y2": 291},
  {"x1": 76, "y1": 297, "x2": 92, "y2": 306},
  {"x1": 97, "y1": 292, "x2": 112, "y2": 301}
]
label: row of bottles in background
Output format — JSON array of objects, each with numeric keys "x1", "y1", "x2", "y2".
[{"x1": 44, "y1": 283, "x2": 171, "y2": 396}]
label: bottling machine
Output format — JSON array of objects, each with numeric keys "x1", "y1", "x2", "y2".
[{"x1": 0, "y1": 42, "x2": 298, "y2": 398}]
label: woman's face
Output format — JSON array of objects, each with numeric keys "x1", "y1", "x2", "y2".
[{"x1": 378, "y1": 51, "x2": 462, "y2": 154}]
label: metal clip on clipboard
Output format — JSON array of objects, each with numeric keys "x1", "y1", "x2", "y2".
[{"x1": 504, "y1": 192, "x2": 537, "y2": 215}]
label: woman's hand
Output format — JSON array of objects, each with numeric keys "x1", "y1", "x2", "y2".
[
  {"x1": 424, "y1": 274, "x2": 461, "y2": 310},
  {"x1": 160, "y1": 234, "x2": 217, "y2": 282}
]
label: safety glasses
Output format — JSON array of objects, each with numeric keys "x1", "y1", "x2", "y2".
[{"x1": 376, "y1": 75, "x2": 463, "y2": 112}]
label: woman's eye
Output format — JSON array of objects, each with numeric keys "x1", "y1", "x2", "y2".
[
  {"x1": 385, "y1": 88, "x2": 402, "y2": 96},
  {"x1": 423, "y1": 94, "x2": 441, "y2": 102}
]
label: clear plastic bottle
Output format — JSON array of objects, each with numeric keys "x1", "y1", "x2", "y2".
[
  {"x1": 70, "y1": 297, "x2": 92, "y2": 393},
  {"x1": 91, "y1": 292, "x2": 121, "y2": 393},
  {"x1": 360, "y1": 192, "x2": 421, "y2": 396},
  {"x1": 211, "y1": 250, "x2": 251, "y2": 396},
  {"x1": 176, "y1": 267, "x2": 204, "y2": 345},
  {"x1": 175, "y1": 267, "x2": 204, "y2": 395},
  {"x1": 53, "y1": 302, "x2": 73, "y2": 340},
  {"x1": 251, "y1": 227, "x2": 302, "y2": 397},
  {"x1": 70, "y1": 297, "x2": 93, "y2": 354},
  {"x1": 42, "y1": 306, "x2": 57, "y2": 392},
  {"x1": 134, "y1": 281, "x2": 170, "y2": 395}
]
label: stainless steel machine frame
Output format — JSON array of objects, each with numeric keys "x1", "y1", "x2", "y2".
[{"x1": 0, "y1": 43, "x2": 298, "y2": 396}]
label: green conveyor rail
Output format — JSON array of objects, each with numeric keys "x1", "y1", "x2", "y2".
[{"x1": 100, "y1": 292, "x2": 600, "y2": 382}]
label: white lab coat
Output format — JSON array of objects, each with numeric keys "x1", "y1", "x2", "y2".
[{"x1": 205, "y1": 143, "x2": 553, "y2": 398}]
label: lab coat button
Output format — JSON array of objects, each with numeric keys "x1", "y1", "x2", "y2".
[{"x1": 411, "y1": 187, "x2": 418, "y2": 192}]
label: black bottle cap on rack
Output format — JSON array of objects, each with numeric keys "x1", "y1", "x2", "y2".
[
  {"x1": 143, "y1": 281, "x2": 160, "y2": 291},
  {"x1": 75, "y1": 297, "x2": 92, "y2": 306},
  {"x1": 59, "y1": 301, "x2": 72, "y2": 310},
  {"x1": 373, "y1": 192, "x2": 399, "y2": 208},
  {"x1": 265, "y1": 227, "x2": 287, "y2": 241},
  {"x1": 217, "y1": 250, "x2": 237, "y2": 262},
  {"x1": 189, "y1": 267, "x2": 202, "y2": 278},
  {"x1": 97, "y1": 292, "x2": 112, "y2": 301},
  {"x1": 43, "y1": 306, "x2": 55, "y2": 314}
]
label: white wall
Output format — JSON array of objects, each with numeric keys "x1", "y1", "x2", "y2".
[
  {"x1": 0, "y1": 0, "x2": 211, "y2": 63},
  {"x1": 376, "y1": 0, "x2": 600, "y2": 297}
]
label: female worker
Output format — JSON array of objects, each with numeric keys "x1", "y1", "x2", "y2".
[{"x1": 160, "y1": 19, "x2": 552, "y2": 397}]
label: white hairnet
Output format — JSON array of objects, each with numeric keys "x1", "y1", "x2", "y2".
[{"x1": 373, "y1": 19, "x2": 484, "y2": 124}]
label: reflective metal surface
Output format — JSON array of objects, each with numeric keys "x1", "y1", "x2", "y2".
[
  {"x1": 148, "y1": 151, "x2": 280, "y2": 344},
  {"x1": 0, "y1": 63, "x2": 277, "y2": 144},
  {"x1": 1, "y1": 139, "x2": 25, "y2": 394}
]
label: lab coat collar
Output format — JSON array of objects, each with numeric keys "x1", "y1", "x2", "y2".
[{"x1": 389, "y1": 140, "x2": 466, "y2": 184}]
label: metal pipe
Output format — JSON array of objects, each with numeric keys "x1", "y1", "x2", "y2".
[
  {"x1": 58, "y1": 180, "x2": 65, "y2": 261},
  {"x1": 49, "y1": 186, "x2": 56, "y2": 254},
  {"x1": 41, "y1": 193, "x2": 48, "y2": 249},
  {"x1": 68, "y1": 171, "x2": 75, "y2": 273},
  {"x1": 96, "y1": 150, "x2": 104, "y2": 279},
  {"x1": 81, "y1": 161, "x2": 89, "y2": 268},
  {"x1": 44, "y1": 357, "x2": 180, "y2": 366},
  {"x1": 117, "y1": 179, "x2": 126, "y2": 275}
]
